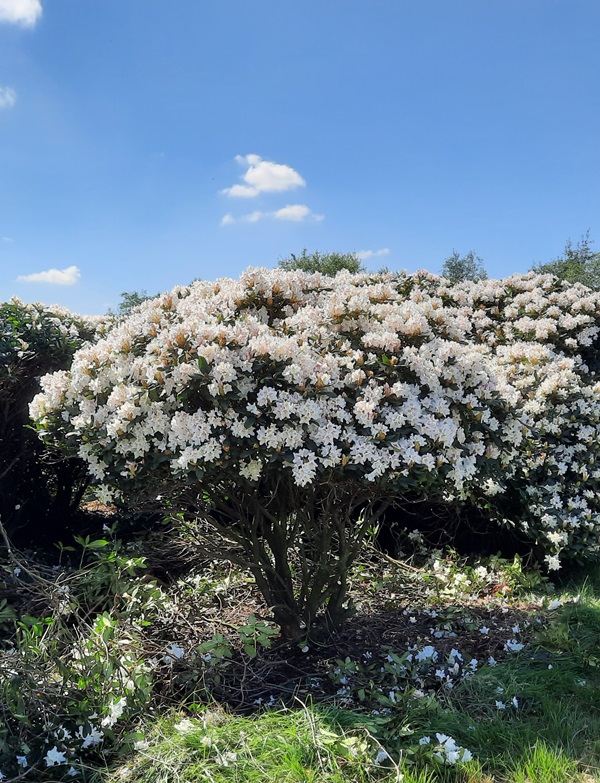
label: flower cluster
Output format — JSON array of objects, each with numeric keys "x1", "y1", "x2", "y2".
[
  {"x1": 0, "y1": 296, "x2": 109, "y2": 372},
  {"x1": 30, "y1": 268, "x2": 600, "y2": 566},
  {"x1": 419, "y1": 733, "x2": 473, "y2": 765}
]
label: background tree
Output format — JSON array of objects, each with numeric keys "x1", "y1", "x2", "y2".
[
  {"x1": 440, "y1": 251, "x2": 488, "y2": 283},
  {"x1": 108, "y1": 289, "x2": 158, "y2": 318},
  {"x1": 278, "y1": 249, "x2": 365, "y2": 276},
  {"x1": 531, "y1": 232, "x2": 600, "y2": 290}
]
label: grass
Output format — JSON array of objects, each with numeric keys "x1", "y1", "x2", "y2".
[
  {"x1": 92, "y1": 563, "x2": 600, "y2": 783},
  {"x1": 98, "y1": 704, "x2": 424, "y2": 783}
]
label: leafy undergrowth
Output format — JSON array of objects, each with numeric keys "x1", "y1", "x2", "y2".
[{"x1": 1, "y1": 519, "x2": 600, "y2": 781}]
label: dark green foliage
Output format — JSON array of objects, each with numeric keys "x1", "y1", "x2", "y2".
[
  {"x1": 278, "y1": 249, "x2": 365, "y2": 276},
  {"x1": 108, "y1": 289, "x2": 158, "y2": 318},
  {"x1": 532, "y1": 232, "x2": 600, "y2": 290},
  {"x1": 0, "y1": 299, "x2": 99, "y2": 543},
  {"x1": 440, "y1": 250, "x2": 488, "y2": 283}
]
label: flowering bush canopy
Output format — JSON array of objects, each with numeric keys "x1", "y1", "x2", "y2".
[
  {"x1": 30, "y1": 268, "x2": 600, "y2": 574},
  {"x1": 0, "y1": 297, "x2": 110, "y2": 540}
]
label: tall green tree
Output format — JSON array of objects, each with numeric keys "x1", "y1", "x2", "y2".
[
  {"x1": 279, "y1": 249, "x2": 365, "y2": 276},
  {"x1": 107, "y1": 289, "x2": 157, "y2": 318},
  {"x1": 441, "y1": 251, "x2": 488, "y2": 283},
  {"x1": 532, "y1": 233, "x2": 600, "y2": 290}
]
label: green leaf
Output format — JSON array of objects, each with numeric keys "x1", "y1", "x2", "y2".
[{"x1": 86, "y1": 539, "x2": 110, "y2": 550}]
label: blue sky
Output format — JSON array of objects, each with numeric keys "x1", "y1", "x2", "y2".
[{"x1": 1, "y1": 0, "x2": 599, "y2": 314}]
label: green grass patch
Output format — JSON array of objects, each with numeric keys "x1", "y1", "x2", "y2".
[
  {"x1": 407, "y1": 572, "x2": 600, "y2": 782},
  {"x1": 98, "y1": 704, "x2": 426, "y2": 783}
]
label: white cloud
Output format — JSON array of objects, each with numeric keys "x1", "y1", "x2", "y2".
[
  {"x1": 0, "y1": 0, "x2": 42, "y2": 26},
  {"x1": 221, "y1": 204, "x2": 323, "y2": 226},
  {"x1": 0, "y1": 87, "x2": 16, "y2": 109},
  {"x1": 223, "y1": 184, "x2": 260, "y2": 198},
  {"x1": 17, "y1": 265, "x2": 80, "y2": 285},
  {"x1": 273, "y1": 204, "x2": 322, "y2": 222},
  {"x1": 243, "y1": 211, "x2": 265, "y2": 223},
  {"x1": 357, "y1": 248, "x2": 390, "y2": 260},
  {"x1": 222, "y1": 154, "x2": 306, "y2": 198}
]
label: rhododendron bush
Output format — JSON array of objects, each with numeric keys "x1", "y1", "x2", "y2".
[
  {"x1": 30, "y1": 269, "x2": 600, "y2": 635},
  {"x1": 453, "y1": 275, "x2": 600, "y2": 569},
  {"x1": 0, "y1": 297, "x2": 108, "y2": 541}
]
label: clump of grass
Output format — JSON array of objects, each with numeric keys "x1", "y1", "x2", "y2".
[
  {"x1": 509, "y1": 742, "x2": 580, "y2": 783},
  {"x1": 98, "y1": 703, "x2": 430, "y2": 783}
]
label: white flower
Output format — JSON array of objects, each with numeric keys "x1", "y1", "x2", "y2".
[
  {"x1": 512, "y1": 696, "x2": 519, "y2": 709},
  {"x1": 101, "y1": 696, "x2": 127, "y2": 727},
  {"x1": 67, "y1": 768, "x2": 80, "y2": 778},
  {"x1": 174, "y1": 719, "x2": 195, "y2": 733},
  {"x1": 374, "y1": 749, "x2": 390, "y2": 764},
  {"x1": 548, "y1": 598, "x2": 562, "y2": 610},
  {"x1": 55, "y1": 725, "x2": 72, "y2": 740},
  {"x1": 479, "y1": 626, "x2": 489, "y2": 635},
  {"x1": 419, "y1": 736, "x2": 431, "y2": 745},
  {"x1": 16, "y1": 755, "x2": 28, "y2": 768},
  {"x1": 78, "y1": 725, "x2": 104, "y2": 749},
  {"x1": 495, "y1": 700, "x2": 506, "y2": 710},
  {"x1": 415, "y1": 645, "x2": 437, "y2": 662},
  {"x1": 504, "y1": 639, "x2": 524, "y2": 653},
  {"x1": 45, "y1": 746, "x2": 67, "y2": 767},
  {"x1": 215, "y1": 750, "x2": 237, "y2": 767},
  {"x1": 488, "y1": 656, "x2": 497, "y2": 666},
  {"x1": 163, "y1": 643, "x2": 185, "y2": 663}
]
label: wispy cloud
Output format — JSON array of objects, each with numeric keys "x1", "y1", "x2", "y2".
[
  {"x1": 0, "y1": 0, "x2": 42, "y2": 27},
  {"x1": 221, "y1": 204, "x2": 323, "y2": 226},
  {"x1": 357, "y1": 248, "x2": 390, "y2": 261},
  {"x1": 17, "y1": 265, "x2": 81, "y2": 285},
  {"x1": 0, "y1": 87, "x2": 16, "y2": 109},
  {"x1": 222, "y1": 154, "x2": 306, "y2": 198},
  {"x1": 273, "y1": 204, "x2": 323, "y2": 222}
]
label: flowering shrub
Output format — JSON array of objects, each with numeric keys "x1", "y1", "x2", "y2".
[
  {"x1": 367, "y1": 271, "x2": 600, "y2": 568},
  {"x1": 453, "y1": 274, "x2": 600, "y2": 569},
  {"x1": 29, "y1": 267, "x2": 600, "y2": 629},
  {"x1": 0, "y1": 298, "x2": 109, "y2": 541},
  {"x1": 30, "y1": 268, "x2": 525, "y2": 637}
]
